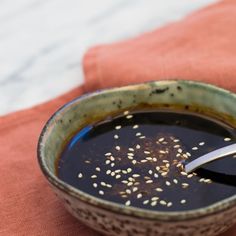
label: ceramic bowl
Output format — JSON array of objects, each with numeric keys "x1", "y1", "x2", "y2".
[{"x1": 37, "y1": 80, "x2": 236, "y2": 236}]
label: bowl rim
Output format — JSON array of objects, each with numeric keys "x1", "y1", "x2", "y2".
[{"x1": 37, "y1": 79, "x2": 236, "y2": 221}]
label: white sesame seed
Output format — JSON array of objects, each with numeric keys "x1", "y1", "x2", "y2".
[
  {"x1": 143, "y1": 200, "x2": 149, "y2": 205},
  {"x1": 132, "y1": 174, "x2": 140, "y2": 178},
  {"x1": 116, "y1": 175, "x2": 121, "y2": 179},
  {"x1": 133, "y1": 187, "x2": 138, "y2": 192},
  {"x1": 165, "y1": 163, "x2": 170, "y2": 168},
  {"x1": 128, "y1": 177, "x2": 135, "y2": 182},
  {"x1": 192, "y1": 147, "x2": 198, "y2": 150},
  {"x1": 160, "y1": 200, "x2": 167, "y2": 205},
  {"x1": 129, "y1": 148, "x2": 135, "y2": 152},
  {"x1": 144, "y1": 151, "x2": 151, "y2": 154},
  {"x1": 106, "y1": 184, "x2": 112, "y2": 188},
  {"x1": 127, "y1": 153, "x2": 134, "y2": 156},
  {"x1": 96, "y1": 167, "x2": 101, "y2": 172},
  {"x1": 186, "y1": 152, "x2": 191, "y2": 157},
  {"x1": 151, "y1": 197, "x2": 159, "y2": 201},
  {"x1": 151, "y1": 201, "x2": 158, "y2": 206},
  {"x1": 114, "y1": 135, "x2": 119, "y2": 139},
  {"x1": 177, "y1": 163, "x2": 182, "y2": 168},
  {"x1": 101, "y1": 182, "x2": 106, "y2": 186},
  {"x1": 181, "y1": 171, "x2": 187, "y2": 176},
  {"x1": 127, "y1": 168, "x2": 132, "y2": 173},
  {"x1": 115, "y1": 146, "x2": 121, "y2": 151},
  {"x1": 178, "y1": 148, "x2": 183, "y2": 153},
  {"x1": 127, "y1": 182, "x2": 133, "y2": 186},
  {"x1": 173, "y1": 139, "x2": 180, "y2": 143},
  {"x1": 154, "y1": 173, "x2": 159, "y2": 178},
  {"x1": 155, "y1": 188, "x2": 163, "y2": 192},
  {"x1": 204, "y1": 179, "x2": 212, "y2": 183},
  {"x1": 137, "y1": 193, "x2": 143, "y2": 199},
  {"x1": 139, "y1": 136, "x2": 146, "y2": 139},
  {"x1": 162, "y1": 160, "x2": 169, "y2": 163},
  {"x1": 78, "y1": 173, "x2": 83, "y2": 178},
  {"x1": 115, "y1": 125, "x2": 121, "y2": 130},
  {"x1": 132, "y1": 160, "x2": 137, "y2": 165},
  {"x1": 106, "y1": 170, "x2": 111, "y2": 175},
  {"x1": 122, "y1": 180, "x2": 128, "y2": 184},
  {"x1": 136, "y1": 132, "x2": 142, "y2": 137},
  {"x1": 224, "y1": 137, "x2": 231, "y2": 141},
  {"x1": 146, "y1": 157, "x2": 152, "y2": 161},
  {"x1": 105, "y1": 152, "x2": 112, "y2": 156},
  {"x1": 153, "y1": 157, "x2": 157, "y2": 162},
  {"x1": 111, "y1": 163, "x2": 115, "y2": 167},
  {"x1": 199, "y1": 178, "x2": 205, "y2": 182},
  {"x1": 123, "y1": 110, "x2": 129, "y2": 115},
  {"x1": 181, "y1": 199, "x2": 186, "y2": 204},
  {"x1": 159, "y1": 150, "x2": 166, "y2": 154},
  {"x1": 126, "y1": 115, "x2": 133, "y2": 119},
  {"x1": 133, "y1": 125, "x2": 139, "y2": 129},
  {"x1": 93, "y1": 183, "x2": 98, "y2": 188},
  {"x1": 126, "y1": 189, "x2": 131, "y2": 194},
  {"x1": 110, "y1": 156, "x2": 115, "y2": 161},
  {"x1": 141, "y1": 159, "x2": 148, "y2": 163},
  {"x1": 128, "y1": 156, "x2": 134, "y2": 160},
  {"x1": 161, "y1": 172, "x2": 168, "y2": 177},
  {"x1": 148, "y1": 170, "x2": 153, "y2": 175},
  {"x1": 111, "y1": 172, "x2": 115, "y2": 176},
  {"x1": 91, "y1": 175, "x2": 97, "y2": 179},
  {"x1": 166, "y1": 181, "x2": 171, "y2": 186},
  {"x1": 182, "y1": 183, "x2": 189, "y2": 188},
  {"x1": 125, "y1": 200, "x2": 131, "y2": 206},
  {"x1": 99, "y1": 190, "x2": 104, "y2": 195},
  {"x1": 156, "y1": 166, "x2": 160, "y2": 171},
  {"x1": 146, "y1": 180, "x2": 153, "y2": 184},
  {"x1": 187, "y1": 174, "x2": 193, "y2": 178},
  {"x1": 173, "y1": 179, "x2": 178, "y2": 184},
  {"x1": 158, "y1": 138, "x2": 165, "y2": 142},
  {"x1": 122, "y1": 170, "x2": 128, "y2": 174},
  {"x1": 167, "y1": 202, "x2": 173, "y2": 207},
  {"x1": 174, "y1": 145, "x2": 180, "y2": 148},
  {"x1": 105, "y1": 160, "x2": 111, "y2": 165},
  {"x1": 199, "y1": 142, "x2": 205, "y2": 146},
  {"x1": 115, "y1": 169, "x2": 121, "y2": 173},
  {"x1": 136, "y1": 144, "x2": 141, "y2": 149}
]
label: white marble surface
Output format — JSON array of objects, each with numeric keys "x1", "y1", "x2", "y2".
[{"x1": 0, "y1": 0, "x2": 218, "y2": 116}]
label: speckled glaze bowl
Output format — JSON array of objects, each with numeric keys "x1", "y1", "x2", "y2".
[{"x1": 38, "y1": 80, "x2": 236, "y2": 236}]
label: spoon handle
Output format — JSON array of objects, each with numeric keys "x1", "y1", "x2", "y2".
[{"x1": 185, "y1": 143, "x2": 236, "y2": 173}]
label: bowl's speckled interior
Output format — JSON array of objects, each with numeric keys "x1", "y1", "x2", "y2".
[{"x1": 38, "y1": 80, "x2": 236, "y2": 221}]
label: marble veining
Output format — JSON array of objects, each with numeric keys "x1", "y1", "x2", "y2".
[{"x1": 0, "y1": 0, "x2": 218, "y2": 115}]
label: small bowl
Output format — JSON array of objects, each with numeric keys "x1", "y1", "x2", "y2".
[{"x1": 38, "y1": 80, "x2": 236, "y2": 236}]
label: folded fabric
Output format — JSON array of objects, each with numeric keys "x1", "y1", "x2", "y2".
[{"x1": 1, "y1": 0, "x2": 236, "y2": 235}]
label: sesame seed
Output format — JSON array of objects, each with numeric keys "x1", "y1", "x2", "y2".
[
  {"x1": 123, "y1": 110, "x2": 129, "y2": 115},
  {"x1": 158, "y1": 138, "x2": 165, "y2": 142},
  {"x1": 154, "y1": 173, "x2": 159, "y2": 178},
  {"x1": 106, "y1": 170, "x2": 111, "y2": 175},
  {"x1": 105, "y1": 160, "x2": 111, "y2": 165},
  {"x1": 173, "y1": 139, "x2": 180, "y2": 143},
  {"x1": 116, "y1": 175, "x2": 121, "y2": 179},
  {"x1": 136, "y1": 132, "x2": 142, "y2": 137},
  {"x1": 115, "y1": 125, "x2": 121, "y2": 130},
  {"x1": 151, "y1": 201, "x2": 158, "y2": 206},
  {"x1": 146, "y1": 157, "x2": 152, "y2": 161},
  {"x1": 199, "y1": 178, "x2": 205, "y2": 182},
  {"x1": 91, "y1": 175, "x2": 97, "y2": 178},
  {"x1": 128, "y1": 177, "x2": 135, "y2": 182},
  {"x1": 133, "y1": 187, "x2": 138, "y2": 192},
  {"x1": 176, "y1": 163, "x2": 182, "y2": 168},
  {"x1": 127, "y1": 182, "x2": 133, "y2": 186},
  {"x1": 136, "y1": 144, "x2": 141, "y2": 149},
  {"x1": 144, "y1": 151, "x2": 151, "y2": 154},
  {"x1": 133, "y1": 125, "x2": 139, "y2": 129},
  {"x1": 160, "y1": 200, "x2": 167, "y2": 205},
  {"x1": 167, "y1": 202, "x2": 173, "y2": 207},
  {"x1": 114, "y1": 135, "x2": 119, "y2": 139},
  {"x1": 178, "y1": 148, "x2": 183, "y2": 153},
  {"x1": 182, "y1": 183, "x2": 189, "y2": 188},
  {"x1": 129, "y1": 148, "x2": 134, "y2": 152},
  {"x1": 174, "y1": 145, "x2": 180, "y2": 148},
  {"x1": 224, "y1": 137, "x2": 231, "y2": 141},
  {"x1": 143, "y1": 200, "x2": 149, "y2": 205},
  {"x1": 125, "y1": 200, "x2": 131, "y2": 206},
  {"x1": 106, "y1": 184, "x2": 112, "y2": 188},
  {"x1": 187, "y1": 174, "x2": 193, "y2": 178},
  {"x1": 126, "y1": 189, "x2": 131, "y2": 194},
  {"x1": 165, "y1": 181, "x2": 171, "y2": 186},
  {"x1": 105, "y1": 152, "x2": 112, "y2": 156},
  {"x1": 156, "y1": 166, "x2": 160, "y2": 171},
  {"x1": 127, "y1": 168, "x2": 132, "y2": 173},
  {"x1": 148, "y1": 170, "x2": 153, "y2": 175},
  {"x1": 192, "y1": 147, "x2": 198, "y2": 150},
  {"x1": 99, "y1": 190, "x2": 104, "y2": 195},
  {"x1": 146, "y1": 180, "x2": 153, "y2": 184},
  {"x1": 78, "y1": 173, "x2": 83, "y2": 178},
  {"x1": 204, "y1": 179, "x2": 212, "y2": 183},
  {"x1": 122, "y1": 170, "x2": 128, "y2": 174},
  {"x1": 162, "y1": 160, "x2": 169, "y2": 163},
  {"x1": 199, "y1": 142, "x2": 205, "y2": 146},
  {"x1": 173, "y1": 179, "x2": 178, "y2": 184},
  {"x1": 141, "y1": 159, "x2": 148, "y2": 163},
  {"x1": 161, "y1": 172, "x2": 168, "y2": 177},
  {"x1": 122, "y1": 180, "x2": 128, "y2": 184},
  {"x1": 111, "y1": 163, "x2": 115, "y2": 167},
  {"x1": 110, "y1": 156, "x2": 115, "y2": 161},
  {"x1": 181, "y1": 199, "x2": 186, "y2": 204},
  {"x1": 153, "y1": 158, "x2": 157, "y2": 162},
  {"x1": 151, "y1": 197, "x2": 159, "y2": 201},
  {"x1": 155, "y1": 188, "x2": 163, "y2": 192},
  {"x1": 111, "y1": 172, "x2": 115, "y2": 176},
  {"x1": 186, "y1": 152, "x2": 191, "y2": 157},
  {"x1": 180, "y1": 171, "x2": 187, "y2": 176},
  {"x1": 159, "y1": 150, "x2": 166, "y2": 154},
  {"x1": 132, "y1": 174, "x2": 140, "y2": 178},
  {"x1": 128, "y1": 156, "x2": 134, "y2": 160},
  {"x1": 95, "y1": 167, "x2": 101, "y2": 172},
  {"x1": 101, "y1": 182, "x2": 106, "y2": 186},
  {"x1": 137, "y1": 193, "x2": 143, "y2": 199},
  {"x1": 85, "y1": 160, "x2": 91, "y2": 164},
  {"x1": 126, "y1": 115, "x2": 133, "y2": 119},
  {"x1": 93, "y1": 183, "x2": 98, "y2": 188},
  {"x1": 139, "y1": 136, "x2": 146, "y2": 139},
  {"x1": 132, "y1": 160, "x2": 137, "y2": 165},
  {"x1": 115, "y1": 146, "x2": 121, "y2": 151},
  {"x1": 127, "y1": 153, "x2": 134, "y2": 156},
  {"x1": 115, "y1": 169, "x2": 121, "y2": 173}
]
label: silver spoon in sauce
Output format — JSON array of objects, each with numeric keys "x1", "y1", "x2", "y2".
[{"x1": 185, "y1": 143, "x2": 236, "y2": 174}]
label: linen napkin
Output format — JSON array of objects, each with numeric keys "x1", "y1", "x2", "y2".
[{"x1": 1, "y1": 0, "x2": 236, "y2": 235}]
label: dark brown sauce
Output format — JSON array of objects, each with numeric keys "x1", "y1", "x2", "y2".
[{"x1": 57, "y1": 109, "x2": 236, "y2": 211}]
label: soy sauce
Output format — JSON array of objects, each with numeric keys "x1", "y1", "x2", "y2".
[{"x1": 57, "y1": 110, "x2": 236, "y2": 211}]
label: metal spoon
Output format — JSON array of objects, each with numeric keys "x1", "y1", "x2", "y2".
[{"x1": 185, "y1": 143, "x2": 236, "y2": 173}]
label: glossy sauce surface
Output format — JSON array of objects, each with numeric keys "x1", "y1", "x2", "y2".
[{"x1": 58, "y1": 110, "x2": 236, "y2": 211}]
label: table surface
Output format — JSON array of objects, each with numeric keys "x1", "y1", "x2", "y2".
[{"x1": 0, "y1": 0, "x2": 217, "y2": 116}]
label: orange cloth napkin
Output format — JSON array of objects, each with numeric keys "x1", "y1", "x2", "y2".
[{"x1": 1, "y1": 0, "x2": 236, "y2": 235}]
